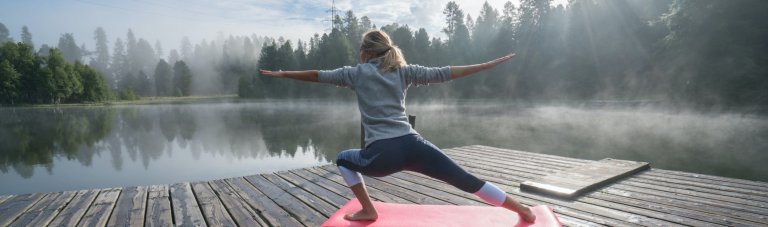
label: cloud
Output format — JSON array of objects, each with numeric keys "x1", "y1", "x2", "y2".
[{"x1": 0, "y1": 0, "x2": 525, "y2": 54}]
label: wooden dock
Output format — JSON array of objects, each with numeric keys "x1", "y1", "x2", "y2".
[{"x1": 1, "y1": 145, "x2": 766, "y2": 226}]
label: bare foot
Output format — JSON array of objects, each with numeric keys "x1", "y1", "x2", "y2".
[
  {"x1": 519, "y1": 207, "x2": 536, "y2": 223},
  {"x1": 344, "y1": 209, "x2": 378, "y2": 221}
]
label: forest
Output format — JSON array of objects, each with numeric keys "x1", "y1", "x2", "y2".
[
  {"x1": 0, "y1": 26, "x2": 216, "y2": 104},
  {"x1": 246, "y1": 0, "x2": 768, "y2": 108},
  {"x1": 1, "y1": 0, "x2": 766, "y2": 107}
]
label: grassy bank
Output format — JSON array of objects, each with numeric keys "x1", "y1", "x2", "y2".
[
  {"x1": 107, "y1": 95, "x2": 238, "y2": 106},
  {"x1": 3, "y1": 95, "x2": 239, "y2": 108}
]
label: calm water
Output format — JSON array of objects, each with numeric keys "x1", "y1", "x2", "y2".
[{"x1": 1, "y1": 100, "x2": 766, "y2": 195}]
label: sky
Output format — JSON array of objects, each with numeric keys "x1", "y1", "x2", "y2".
[{"x1": 0, "y1": 0, "x2": 567, "y2": 57}]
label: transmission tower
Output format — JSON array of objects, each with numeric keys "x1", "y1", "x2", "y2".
[{"x1": 324, "y1": 0, "x2": 339, "y2": 31}]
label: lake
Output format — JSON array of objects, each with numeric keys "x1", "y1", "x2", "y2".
[{"x1": 1, "y1": 100, "x2": 766, "y2": 195}]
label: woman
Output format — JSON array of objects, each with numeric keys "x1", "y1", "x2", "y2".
[{"x1": 260, "y1": 30, "x2": 535, "y2": 223}]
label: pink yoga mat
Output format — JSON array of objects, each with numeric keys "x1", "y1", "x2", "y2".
[{"x1": 321, "y1": 198, "x2": 562, "y2": 227}]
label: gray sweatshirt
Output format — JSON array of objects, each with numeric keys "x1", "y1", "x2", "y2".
[{"x1": 318, "y1": 58, "x2": 452, "y2": 147}]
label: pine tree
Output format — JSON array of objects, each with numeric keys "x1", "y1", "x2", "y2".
[
  {"x1": 442, "y1": 1, "x2": 470, "y2": 64},
  {"x1": 47, "y1": 48, "x2": 82, "y2": 103},
  {"x1": 154, "y1": 59, "x2": 172, "y2": 96},
  {"x1": 57, "y1": 33, "x2": 82, "y2": 64},
  {"x1": 74, "y1": 62, "x2": 110, "y2": 102},
  {"x1": 173, "y1": 60, "x2": 192, "y2": 96},
  {"x1": 0, "y1": 60, "x2": 21, "y2": 104},
  {"x1": 21, "y1": 26, "x2": 34, "y2": 49},
  {"x1": 0, "y1": 23, "x2": 11, "y2": 44},
  {"x1": 91, "y1": 27, "x2": 111, "y2": 86}
]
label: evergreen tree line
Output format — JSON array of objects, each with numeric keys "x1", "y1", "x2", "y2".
[
  {"x1": 242, "y1": 0, "x2": 767, "y2": 107},
  {"x1": 0, "y1": 42, "x2": 110, "y2": 104},
  {"x1": 1, "y1": 22, "x2": 270, "y2": 103}
]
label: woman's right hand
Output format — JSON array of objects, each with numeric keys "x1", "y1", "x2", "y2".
[
  {"x1": 483, "y1": 53, "x2": 515, "y2": 70},
  {"x1": 449, "y1": 53, "x2": 516, "y2": 80}
]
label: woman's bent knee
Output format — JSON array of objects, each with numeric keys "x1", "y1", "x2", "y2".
[{"x1": 336, "y1": 149, "x2": 361, "y2": 166}]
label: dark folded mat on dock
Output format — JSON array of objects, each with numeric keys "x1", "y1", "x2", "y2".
[{"x1": 521, "y1": 158, "x2": 650, "y2": 199}]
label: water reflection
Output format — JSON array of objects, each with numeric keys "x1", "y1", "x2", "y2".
[
  {"x1": 0, "y1": 102, "x2": 360, "y2": 183},
  {"x1": 0, "y1": 108, "x2": 115, "y2": 178},
  {"x1": 0, "y1": 101, "x2": 766, "y2": 195}
]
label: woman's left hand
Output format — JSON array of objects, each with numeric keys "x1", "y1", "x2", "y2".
[{"x1": 259, "y1": 69, "x2": 285, "y2": 77}]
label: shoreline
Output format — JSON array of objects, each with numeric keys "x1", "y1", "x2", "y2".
[{"x1": 0, "y1": 95, "x2": 239, "y2": 108}]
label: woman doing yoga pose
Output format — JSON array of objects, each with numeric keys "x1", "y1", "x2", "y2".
[{"x1": 260, "y1": 29, "x2": 535, "y2": 223}]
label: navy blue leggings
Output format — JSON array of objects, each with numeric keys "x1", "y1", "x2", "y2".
[{"x1": 335, "y1": 134, "x2": 485, "y2": 193}]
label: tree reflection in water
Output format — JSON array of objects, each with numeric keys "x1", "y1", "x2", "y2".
[
  {"x1": 0, "y1": 102, "x2": 360, "y2": 179},
  {"x1": 0, "y1": 107, "x2": 115, "y2": 178}
]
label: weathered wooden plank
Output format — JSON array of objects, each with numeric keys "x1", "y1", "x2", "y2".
[
  {"x1": 388, "y1": 171, "x2": 484, "y2": 203},
  {"x1": 520, "y1": 158, "x2": 650, "y2": 199},
  {"x1": 578, "y1": 195, "x2": 715, "y2": 226},
  {"x1": 653, "y1": 168, "x2": 768, "y2": 188},
  {"x1": 78, "y1": 187, "x2": 121, "y2": 227},
  {"x1": 245, "y1": 175, "x2": 327, "y2": 226},
  {"x1": 459, "y1": 146, "x2": 588, "y2": 166},
  {"x1": 170, "y1": 183, "x2": 207, "y2": 227},
  {"x1": 436, "y1": 147, "x2": 768, "y2": 225},
  {"x1": 449, "y1": 147, "x2": 591, "y2": 178},
  {"x1": 0, "y1": 193, "x2": 46, "y2": 226},
  {"x1": 470, "y1": 145, "x2": 589, "y2": 164},
  {"x1": 419, "y1": 158, "x2": 677, "y2": 226},
  {"x1": 462, "y1": 162, "x2": 717, "y2": 226},
  {"x1": 588, "y1": 190, "x2": 765, "y2": 226},
  {"x1": 317, "y1": 165, "x2": 449, "y2": 205},
  {"x1": 107, "y1": 186, "x2": 148, "y2": 227},
  {"x1": 6, "y1": 193, "x2": 59, "y2": 227},
  {"x1": 635, "y1": 173, "x2": 768, "y2": 198},
  {"x1": 0, "y1": 194, "x2": 12, "y2": 205},
  {"x1": 190, "y1": 182, "x2": 237, "y2": 227},
  {"x1": 455, "y1": 146, "x2": 595, "y2": 173},
  {"x1": 451, "y1": 145, "x2": 761, "y2": 221},
  {"x1": 610, "y1": 184, "x2": 768, "y2": 218},
  {"x1": 621, "y1": 178, "x2": 768, "y2": 210},
  {"x1": 452, "y1": 146, "x2": 591, "y2": 175},
  {"x1": 401, "y1": 168, "x2": 649, "y2": 226},
  {"x1": 145, "y1": 185, "x2": 173, "y2": 227},
  {"x1": 290, "y1": 168, "x2": 356, "y2": 199},
  {"x1": 208, "y1": 179, "x2": 267, "y2": 226},
  {"x1": 262, "y1": 173, "x2": 337, "y2": 215},
  {"x1": 448, "y1": 152, "x2": 548, "y2": 178},
  {"x1": 48, "y1": 189, "x2": 99, "y2": 226},
  {"x1": 391, "y1": 170, "x2": 611, "y2": 227},
  {"x1": 449, "y1": 150, "x2": 716, "y2": 226},
  {"x1": 626, "y1": 177, "x2": 768, "y2": 205},
  {"x1": 368, "y1": 171, "x2": 485, "y2": 206},
  {"x1": 303, "y1": 167, "x2": 413, "y2": 204},
  {"x1": 8, "y1": 191, "x2": 76, "y2": 227},
  {"x1": 452, "y1": 147, "x2": 582, "y2": 169},
  {"x1": 430, "y1": 152, "x2": 544, "y2": 185},
  {"x1": 225, "y1": 177, "x2": 303, "y2": 227},
  {"x1": 645, "y1": 171, "x2": 768, "y2": 192},
  {"x1": 275, "y1": 171, "x2": 348, "y2": 207},
  {"x1": 451, "y1": 147, "x2": 766, "y2": 221}
]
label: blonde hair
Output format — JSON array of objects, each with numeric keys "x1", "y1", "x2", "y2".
[{"x1": 361, "y1": 30, "x2": 406, "y2": 72}]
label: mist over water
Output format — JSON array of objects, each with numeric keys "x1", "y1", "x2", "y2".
[
  {"x1": 1, "y1": 100, "x2": 766, "y2": 195},
  {"x1": 411, "y1": 102, "x2": 768, "y2": 181}
]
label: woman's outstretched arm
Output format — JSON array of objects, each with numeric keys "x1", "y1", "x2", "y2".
[
  {"x1": 259, "y1": 69, "x2": 319, "y2": 82},
  {"x1": 449, "y1": 53, "x2": 515, "y2": 80}
]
